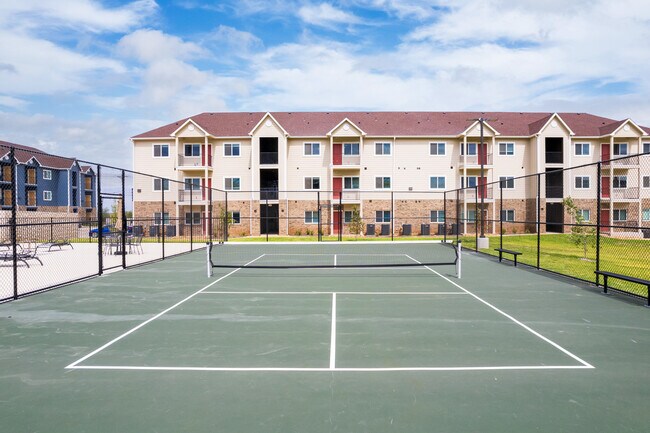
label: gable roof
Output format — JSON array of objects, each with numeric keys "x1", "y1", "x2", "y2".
[
  {"x1": 0, "y1": 140, "x2": 79, "y2": 170},
  {"x1": 131, "y1": 111, "x2": 650, "y2": 139}
]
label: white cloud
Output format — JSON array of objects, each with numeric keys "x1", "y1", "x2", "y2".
[
  {"x1": 298, "y1": 3, "x2": 362, "y2": 28},
  {"x1": 0, "y1": 95, "x2": 28, "y2": 109},
  {"x1": 117, "y1": 29, "x2": 207, "y2": 63},
  {"x1": 0, "y1": 0, "x2": 157, "y2": 33}
]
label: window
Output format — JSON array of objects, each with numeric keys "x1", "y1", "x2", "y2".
[
  {"x1": 27, "y1": 168, "x2": 36, "y2": 184},
  {"x1": 343, "y1": 143, "x2": 359, "y2": 155},
  {"x1": 224, "y1": 177, "x2": 241, "y2": 191},
  {"x1": 375, "y1": 142, "x2": 391, "y2": 155},
  {"x1": 304, "y1": 177, "x2": 320, "y2": 190},
  {"x1": 185, "y1": 212, "x2": 201, "y2": 225},
  {"x1": 43, "y1": 190, "x2": 52, "y2": 201},
  {"x1": 575, "y1": 176, "x2": 590, "y2": 189},
  {"x1": 499, "y1": 176, "x2": 515, "y2": 189},
  {"x1": 461, "y1": 176, "x2": 477, "y2": 188},
  {"x1": 184, "y1": 143, "x2": 201, "y2": 157},
  {"x1": 462, "y1": 209, "x2": 477, "y2": 222},
  {"x1": 644, "y1": 142, "x2": 650, "y2": 154},
  {"x1": 153, "y1": 144, "x2": 169, "y2": 157},
  {"x1": 304, "y1": 142, "x2": 320, "y2": 156},
  {"x1": 224, "y1": 143, "x2": 240, "y2": 156},
  {"x1": 43, "y1": 169, "x2": 52, "y2": 180},
  {"x1": 304, "y1": 211, "x2": 319, "y2": 224},
  {"x1": 184, "y1": 178, "x2": 201, "y2": 191},
  {"x1": 375, "y1": 210, "x2": 390, "y2": 223},
  {"x1": 229, "y1": 211, "x2": 241, "y2": 224},
  {"x1": 344, "y1": 210, "x2": 353, "y2": 223},
  {"x1": 499, "y1": 142, "x2": 514, "y2": 156},
  {"x1": 430, "y1": 210, "x2": 445, "y2": 223},
  {"x1": 500, "y1": 210, "x2": 515, "y2": 222},
  {"x1": 613, "y1": 209, "x2": 627, "y2": 221},
  {"x1": 70, "y1": 172, "x2": 77, "y2": 187},
  {"x1": 429, "y1": 176, "x2": 446, "y2": 189},
  {"x1": 375, "y1": 176, "x2": 391, "y2": 189},
  {"x1": 344, "y1": 176, "x2": 359, "y2": 189},
  {"x1": 578, "y1": 209, "x2": 591, "y2": 222},
  {"x1": 153, "y1": 178, "x2": 170, "y2": 191},
  {"x1": 643, "y1": 176, "x2": 650, "y2": 188},
  {"x1": 613, "y1": 176, "x2": 627, "y2": 188},
  {"x1": 574, "y1": 143, "x2": 590, "y2": 156},
  {"x1": 430, "y1": 142, "x2": 445, "y2": 155},
  {"x1": 2, "y1": 165, "x2": 11, "y2": 182},
  {"x1": 642, "y1": 209, "x2": 650, "y2": 222},
  {"x1": 154, "y1": 212, "x2": 170, "y2": 225},
  {"x1": 461, "y1": 142, "x2": 477, "y2": 156},
  {"x1": 613, "y1": 142, "x2": 628, "y2": 156}
]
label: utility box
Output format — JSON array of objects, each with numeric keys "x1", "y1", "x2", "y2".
[
  {"x1": 366, "y1": 224, "x2": 375, "y2": 236},
  {"x1": 402, "y1": 224, "x2": 412, "y2": 235}
]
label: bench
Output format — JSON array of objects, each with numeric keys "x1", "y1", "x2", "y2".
[
  {"x1": 494, "y1": 248, "x2": 522, "y2": 266},
  {"x1": 0, "y1": 250, "x2": 43, "y2": 268},
  {"x1": 594, "y1": 270, "x2": 650, "y2": 306}
]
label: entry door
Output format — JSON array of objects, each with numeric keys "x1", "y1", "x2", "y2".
[
  {"x1": 600, "y1": 209, "x2": 610, "y2": 232},
  {"x1": 601, "y1": 143, "x2": 610, "y2": 162},
  {"x1": 333, "y1": 177, "x2": 342, "y2": 199},
  {"x1": 478, "y1": 142, "x2": 488, "y2": 165},
  {"x1": 601, "y1": 177, "x2": 610, "y2": 198},
  {"x1": 333, "y1": 143, "x2": 342, "y2": 165},
  {"x1": 260, "y1": 204, "x2": 279, "y2": 234},
  {"x1": 333, "y1": 210, "x2": 342, "y2": 234},
  {"x1": 545, "y1": 203, "x2": 564, "y2": 233}
]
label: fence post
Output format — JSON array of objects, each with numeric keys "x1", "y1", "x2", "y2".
[
  {"x1": 97, "y1": 165, "x2": 103, "y2": 275},
  {"x1": 317, "y1": 191, "x2": 321, "y2": 242},
  {"x1": 10, "y1": 147, "x2": 18, "y2": 299},
  {"x1": 443, "y1": 191, "x2": 447, "y2": 243},
  {"x1": 500, "y1": 182, "x2": 503, "y2": 250},
  {"x1": 596, "y1": 161, "x2": 601, "y2": 285},
  {"x1": 537, "y1": 173, "x2": 541, "y2": 270},
  {"x1": 339, "y1": 191, "x2": 343, "y2": 241},
  {"x1": 456, "y1": 189, "x2": 460, "y2": 244},
  {"x1": 474, "y1": 186, "x2": 478, "y2": 251},
  {"x1": 224, "y1": 190, "x2": 229, "y2": 242},
  {"x1": 390, "y1": 191, "x2": 394, "y2": 241},
  {"x1": 50, "y1": 217, "x2": 53, "y2": 242},
  {"x1": 189, "y1": 181, "x2": 193, "y2": 250},
  {"x1": 121, "y1": 170, "x2": 126, "y2": 269},
  {"x1": 161, "y1": 180, "x2": 165, "y2": 260},
  {"x1": 208, "y1": 187, "x2": 213, "y2": 245}
]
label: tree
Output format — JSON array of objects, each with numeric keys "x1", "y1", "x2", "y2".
[
  {"x1": 348, "y1": 207, "x2": 364, "y2": 237},
  {"x1": 562, "y1": 197, "x2": 596, "y2": 259}
]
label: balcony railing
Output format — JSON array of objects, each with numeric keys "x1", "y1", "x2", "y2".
[
  {"x1": 260, "y1": 188, "x2": 278, "y2": 200},
  {"x1": 333, "y1": 155, "x2": 361, "y2": 166},
  {"x1": 611, "y1": 187, "x2": 639, "y2": 200},
  {"x1": 545, "y1": 185, "x2": 564, "y2": 198},
  {"x1": 178, "y1": 190, "x2": 204, "y2": 202},
  {"x1": 332, "y1": 190, "x2": 360, "y2": 200},
  {"x1": 461, "y1": 187, "x2": 493, "y2": 200},
  {"x1": 178, "y1": 154, "x2": 211, "y2": 167},
  {"x1": 260, "y1": 152, "x2": 278, "y2": 165},
  {"x1": 461, "y1": 153, "x2": 493, "y2": 166},
  {"x1": 545, "y1": 152, "x2": 563, "y2": 164}
]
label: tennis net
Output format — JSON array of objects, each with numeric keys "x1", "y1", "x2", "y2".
[{"x1": 207, "y1": 240, "x2": 461, "y2": 277}]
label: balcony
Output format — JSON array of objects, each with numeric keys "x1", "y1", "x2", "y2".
[
  {"x1": 260, "y1": 188, "x2": 278, "y2": 200},
  {"x1": 545, "y1": 185, "x2": 563, "y2": 199},
  {"x1": 611, "y1": 187, "x2": 639, "y2": 200},
  {"x1": 177, "y1": 154, "x2": 212, "y2": 169},
  {"x1": 602, "y1": 155, "x2": 639, "y2": 167},
  {"x1": 545, "y1": 152, "x2": 563, "y2": 164},
  {"x1": 332, "y1": 190, "x2": 361, "y2": 201},
  {"x1": 260, "y1": 152, "x2": 278, "y2": 165},
  {"x1": 459, "y1": 153, "x2": 493, "y2": 167},
  {"x1": 178, "y1": 190, "x2": 205, "y2": 203},
  {"x1": 461, "y1": 187, "x2": 493, "y2": 201},
  {"x1": 333, "y1": 155, "x2": 361, "y2": 167}
]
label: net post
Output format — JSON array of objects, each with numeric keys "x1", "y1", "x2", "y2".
[
  {"x1": 456, "y1": 189, "x2": 460, "y2": 244},
  {"x1": 456, "y1": 240, "x2": 462, "y2": 279},
  {"x1": 206, "y1": 242, "x2": 213, "y2": 277}
]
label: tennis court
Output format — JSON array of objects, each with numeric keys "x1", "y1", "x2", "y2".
[{"x1": 1, "y1": 241, "x2": 649, "y2": 432}]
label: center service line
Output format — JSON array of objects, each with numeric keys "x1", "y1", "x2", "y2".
[{"x1": 330, "y1": 292, "x2": 337, "y2": 369}]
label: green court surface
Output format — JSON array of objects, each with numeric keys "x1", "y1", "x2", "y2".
[{"x1": 1, "y1": 244, "x2": 650, "y2": 432}]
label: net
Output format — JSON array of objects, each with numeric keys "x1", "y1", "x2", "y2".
[{"x1": 207, "y1": 240, "x2": 461, "y2": 276}]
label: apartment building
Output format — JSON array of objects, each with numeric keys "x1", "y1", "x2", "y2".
[
  {"x1": 131, "y1": 112, "x2": 650, "y2": 237},
  {"x1": 0, "y1": 140, "x2": 96, "y2": 218}
]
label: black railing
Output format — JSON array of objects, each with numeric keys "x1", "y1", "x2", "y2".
[
  {"x1": 545, "y1": 152, "x2": 563, "y2": 163},
  {"x1": 260, "y1": 152, "x2": 278, "y2": 164}
]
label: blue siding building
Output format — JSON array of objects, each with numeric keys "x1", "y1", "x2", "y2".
[{"x1": 0, "y1": 140, "x2": 96, "y2": 217}]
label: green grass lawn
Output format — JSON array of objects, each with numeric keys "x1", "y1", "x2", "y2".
[{"x1": 460, "y1": 233, "x2": 650, "y2": 298}]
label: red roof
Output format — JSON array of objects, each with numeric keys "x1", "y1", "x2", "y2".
[
  {"x1": 132, "y1": 111, "x2": 650, "y2": 139},
  {"x1": 0, "y1": 140, "x2": 79, "y2": 170}
]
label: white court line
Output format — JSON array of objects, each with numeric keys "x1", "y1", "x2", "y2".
[
  {"x1": 330, "y1": 293, "x2": 337, "y2": 369},
  {"x1": 67, "y1": 365, "x2": 594, "y2": 372},
  {"x1": 259, "y1": 253, "x2": 410, "y2": 256},
  {"x1": 201, "y1": 291, "x2": 466, "y2": 295},
  {"x1": 334, "y1": 254, "x2": 337, "y2": 267},
  {"x1": 404, "y1": 254, "x2": 594, "y2": 369},
  {"x1": 66, "y1": 254, "x2": 266, "y2": 369}
]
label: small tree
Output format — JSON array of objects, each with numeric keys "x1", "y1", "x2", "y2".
[
  {"x1": 562, "y1": 197, "x2": 596, "y2": 259},
  {"x1": 348, "y1": 207, "x2": 364, "y2": 237}
]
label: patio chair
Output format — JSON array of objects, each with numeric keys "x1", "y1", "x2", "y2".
[
  {"x1": 0, "y1": 248, "x2": 43, "y2": 268},
  {"x1": 37, "y1": 239, "x2": 73, "y2": 252},
  {"x1": 128, "y1": 235, "x2": 143, "y2": 255}
]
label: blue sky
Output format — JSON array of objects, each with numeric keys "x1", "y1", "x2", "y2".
[{"x1": 1, "y1": 0, "x2": 649, "y2": 168}]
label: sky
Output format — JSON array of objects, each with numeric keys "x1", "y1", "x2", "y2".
[{"x1": 1, "y1": 0, "x2": 649, "y2": 169}]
